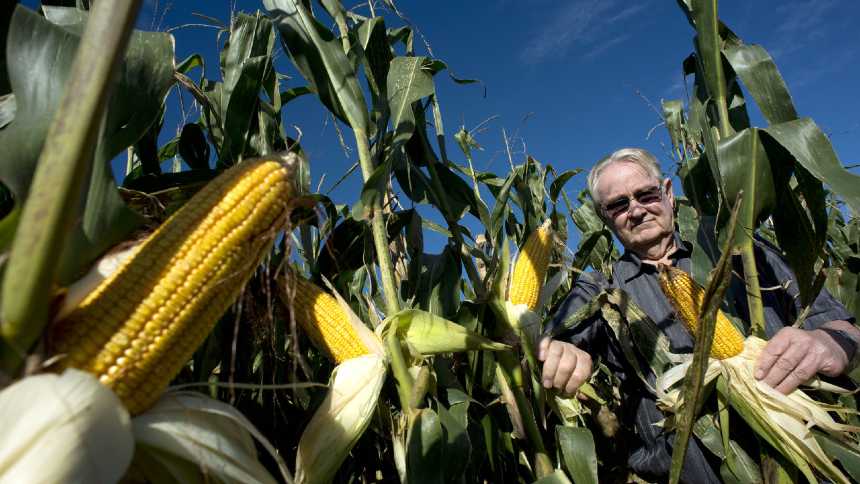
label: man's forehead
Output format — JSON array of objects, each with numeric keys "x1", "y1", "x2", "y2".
[{"x1": 597, "y1": 161, "x2": 658, "y2": 193}]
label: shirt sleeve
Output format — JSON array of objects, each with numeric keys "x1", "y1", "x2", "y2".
[
  {"x1": 544, "y1": 270, "x2": 608, "y2": 345},
  {"x1": 754, "y1": 239, "x2": 855, "y2": 330},
  {"x1": 543, "y1": 271, "x2": 636, "y2": 381},
  {"x1": 546, "y1": 271, "x2": 722, "y2": 483}
]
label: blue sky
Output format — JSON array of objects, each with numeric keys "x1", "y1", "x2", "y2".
[{"x1": 20, "y1": 0, "x2": 860, "y2": 251}]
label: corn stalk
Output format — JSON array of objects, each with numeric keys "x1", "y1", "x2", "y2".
[
  {"x1": 353, "y1": 127, "x2": 414, "y2": 412},
  {"x1": 1, "y1": 0, "x2": 143, "y2": 373},
  {"x1": 687, "y1": 0, "x2": 766, "y2": 336}
]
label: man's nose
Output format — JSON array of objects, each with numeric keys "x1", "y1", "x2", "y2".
[{"x1": 628, "y1": 201, "x2": 647, "y2": 219}]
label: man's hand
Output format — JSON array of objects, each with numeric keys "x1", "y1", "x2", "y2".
[
  {"x1": 537, "y1": 337, "x2": 592, "y2": 397},
  {"x1": 754, "y1": 326, "x2": 850, "y2": 394}
]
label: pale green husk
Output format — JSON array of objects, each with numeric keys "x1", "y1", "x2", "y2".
[
  {"x1": 296, "y1": 353, "x2": 387, "y2": 484},
  {"x1": 128, "y1": 391, "x2": 290, "y2": 484},
  {"x1": 381, "y1": 308, "x2": 510, "y2": 355},
  {"x1": 503, "y1": 299, "x2": 543, "y2": 348},
  {"x1": 658, "y1": 336, "x2": 860, "y2": 484}
]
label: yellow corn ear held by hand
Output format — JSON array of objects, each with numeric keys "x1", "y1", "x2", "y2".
[
  {"x1": 658, "y1": 266, "x2": 745, "y2": 359},
  {"x1": 509, "y1": 221, "x2": 553, "y2": 310},
  {"x1": 288, "y1": 276, "x2": 370, "y2": 364},
  {"x1": 50, "y1": 156, "x2": 297, "y2": 415}
]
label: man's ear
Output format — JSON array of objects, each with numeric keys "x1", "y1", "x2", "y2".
[{"x1": 664, "y1": 177, "x2": 675, "y2": 209}]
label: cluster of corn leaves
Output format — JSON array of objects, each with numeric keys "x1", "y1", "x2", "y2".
[
  {"x1": 651, "y1": 1, "x2": 860, "y2": 482},
  {"x1": 0, "y1": 1, "x2": 621, "y2": 482},
  {"x1": 240, "y1": 1, "x2": 625, "y2": 482},
  {"x1": 0, "y1": 2, "x2": 295, "y2": 483},
  {"x1": 3, "y1": 0, "x2": 858, "y2": 482}
]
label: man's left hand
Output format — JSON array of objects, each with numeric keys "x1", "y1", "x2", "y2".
[{"x1": 755, "y1": 326, "x2": 850, "y2": 394}]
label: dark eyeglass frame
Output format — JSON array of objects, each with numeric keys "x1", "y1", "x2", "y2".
[{"x1": 601, "y1": 185, "x2": 664, "y2": 219}]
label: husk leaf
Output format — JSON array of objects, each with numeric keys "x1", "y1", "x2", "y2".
[
  {"x1": 0, "y1": 369, "x2": 134, "y2": 484},
  {"x1": 128, "y1": 391, "x2": 289, "y2": 484},
  {"x1": 296, "y1": 353, "x2": 387, "y2": 484}
]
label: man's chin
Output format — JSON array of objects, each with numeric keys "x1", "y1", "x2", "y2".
[{"x1": 624, "y1": 227, "x2": 664, "y2": 247}]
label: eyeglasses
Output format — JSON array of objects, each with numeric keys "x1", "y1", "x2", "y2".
[{"x1": 601, "y1": 185, "x2": 664, "y2": 219}]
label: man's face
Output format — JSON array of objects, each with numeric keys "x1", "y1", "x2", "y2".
[{"x1": 595, "y1": 161, "x2": 675, "y2": 254}]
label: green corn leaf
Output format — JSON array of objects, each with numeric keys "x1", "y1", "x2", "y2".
[
  {"x1": 413, "y1": 246, "x2": 462, "y2": 319},
  {"x1": 663, "y1": 99, "x2": 685, "y2": 155},
  {"x1": 763, "y1": 118, "x2": 860, "y2": 216},
  {"x1": 556, "y1": 426, "x2": 598, "y2": 484},
  {"x1": 690, "y1": 0, "x2": 731, "y2": 137},
  {"x1": 437, "y1": 403, "x2": 472, "y2": 482},
  {"x1": 406, "y1": 408, "x2": 445, "y2": 484},
  {"x1": 532, "y1": 469, "x2": 573, "y2": 484},
  {"x1": 218, "y1": 12, "x2": 276, "y2": 165},
  {"x1": 549, "y1": 169, "x2": 582, "y2": 205},
  {"x1": 720, "y1": 440, "x2": 763, "y2": 484},
  {"x1": 0, "y1": 6, "x2": 172, "y2": 278},
  {"x1": 722, "y1": 43, "x2": 798, "y2": 125},
  {"x1": 488, "y1": 171, "x2": 517, "y2": 245},
  {"x1": 265, "y1": 0, "x2": 369, "y2": 131},
  {"x1": 815, "y1": 430, "x2": 860, "y2": 483},
  {"x1": 716, "y1": 129, "x2": 776, "y2": 247},
  {"x1": 387, "y1": 56, "x2": 434, "y2": 152}
]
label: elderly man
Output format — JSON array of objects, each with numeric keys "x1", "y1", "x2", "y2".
[{"x1": 539, "y1": 147, "x2": 859, "y2": 482}]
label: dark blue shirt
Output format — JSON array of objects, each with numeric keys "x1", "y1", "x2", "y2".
[{"x1": 547, "y1": 233, "x2": 854, "y2": 483}]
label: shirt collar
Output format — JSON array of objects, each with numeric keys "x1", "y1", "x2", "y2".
[{"x1": 616, "y1": 232, "x2": 691, "y2": 283}]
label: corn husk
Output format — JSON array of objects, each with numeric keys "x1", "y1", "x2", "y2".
[
  {"x1": 502, "y1": 299, "x2": 543, "y2": 348},
  {"x1": 54, "y1": 240, "x2": 140, "y2": 321},
  {"x1": 658, "y1": 336, "x2": 860, "y2": 484},
  {"x1": 380, "y1": 308, "x2": 511, "y2": 355},
  {"x1": 0, "y1": 369, "x2": 134, "y2": 484},
  {"x1": 296, "y1": 353, "x2": 387, "y2": 484},
  {"x1": 128, "y1": 391, "x2": 289, "y2": 484},
  {"x1": 288, "y1": 279, "x2": 389, "y2": 483}
]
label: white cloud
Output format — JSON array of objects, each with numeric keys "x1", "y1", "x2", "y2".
[
  {"x1": 519, "y1": 0, "x2": 645, "y2": 64},
  {"x1": 662, "y1": 76, "x2": 688, "y2": 99},
  {"x1": 583, "y1": 33, "x2": 632, "y2": 60},
  {"x1": 606, "y1": 3, "x2": 648, "y2": 24},
  {"x1": 774, "y1": 0, "x2": 837, "y2": 37},
  {"x1": 789, "y1": 48, "x2": 855, "y2": 89},
  {"x1": 756, "y1": 0, "x2": 856, "y2": 92},
  {"x1": 767, "y1": 0, "x2": 840, "y2": 59}
]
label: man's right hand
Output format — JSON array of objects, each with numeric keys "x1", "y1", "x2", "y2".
[{"x1": 538, "y1": 337, "x2": 592, "y2": 397}]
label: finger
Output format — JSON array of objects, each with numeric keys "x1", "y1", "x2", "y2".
[
  {"x1": 541, "y1": 342, "x2": 564, "y2": 388},
  {"x1": 755, "y1": 330, "x2": 793, "y2": 379},
  {"x1": 761, "y1": 341, "x2": 806, "y2": 390},
  {"x1": 564, "y1": 353, "x2": 592, "y2": 396},
  {"x1": 774, "y1": 353, "x2": 819, "y2": 395},
  {"x1": 538, "y1": 337, "x2": 551, "y2": 361},
  {"x1": 552, "y1": 349, "x2": 577, "y2": 391}
]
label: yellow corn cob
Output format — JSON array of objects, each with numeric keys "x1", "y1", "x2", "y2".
[
  {"x1": 50, "y1": 156, "x2": 296, "y2": 415},
  {"x1": 287, "y1": 276, "x2": 370, "y2": 364},
  {"x1": 658, "y1": 266, "x2": 745, "y2": 359},
  {"x1": 509, "y1": 221, "x2": 553, "y2": 310}
]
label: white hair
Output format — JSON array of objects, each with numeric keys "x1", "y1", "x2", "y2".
[{"x1": 587, "y1": 148, "x2": 662, "y2": 205}]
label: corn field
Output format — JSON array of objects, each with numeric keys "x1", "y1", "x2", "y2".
[{"x1": 1, "y1": 1, "x2": 859, "y2": 483}]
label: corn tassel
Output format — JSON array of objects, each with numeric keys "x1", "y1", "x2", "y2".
[
  {"x1": 509, "y1": 220, "x2": 553, "y2": 310},
  {"x1": 50, "y1": 156, "x2": 297, "y2": 415},
  {"x1": 658, "y1": 265, "x2": 744, "y2": 359},
  {"x1": 286, "y1": 276, "x2": 371, "y2": 364}
]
